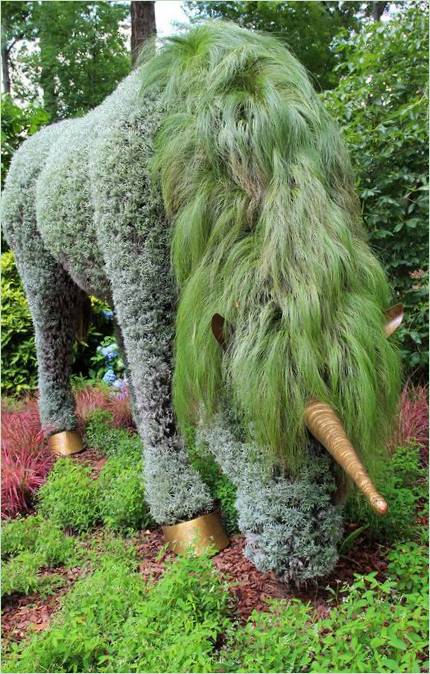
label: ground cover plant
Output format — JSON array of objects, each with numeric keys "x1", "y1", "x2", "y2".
[
  {"x1": 220, "y1": 542, "x2": 428, "y2": 673},
  {"x1": 2, "y1": 516, "x2": 78, "y2": 599}
]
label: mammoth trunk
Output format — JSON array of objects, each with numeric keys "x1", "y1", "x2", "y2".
[{"x1": 141, "y1": 22, "x2": 401, "y2": 479}]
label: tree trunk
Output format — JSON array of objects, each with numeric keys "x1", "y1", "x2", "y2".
[
  {"x1": 131, "y1": 1, "x2": 156, "y2": 65},
  {"x1": 371, "y1": 2, "x2": 388, "y2": 21},
  {"x1": 2, "y1": 44, "x2": 11, "y2": 94}
]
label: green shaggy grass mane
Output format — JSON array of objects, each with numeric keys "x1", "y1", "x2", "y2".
[{"x1": 140, "y1": 22, "x2": 401, "y2": 475}]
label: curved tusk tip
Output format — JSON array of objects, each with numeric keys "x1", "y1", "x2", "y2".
[{"x1": 373, "y1": 498, "x2": 388, "y2": 516}]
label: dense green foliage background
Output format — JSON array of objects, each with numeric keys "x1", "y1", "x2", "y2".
[
  {"x1": 184, "y1": 0, "x2": 363, "y2": 90},
  {"x1": 1, "y1": 1, "x2": 428, "y2": 390},
  {"x1": 324, "y1": 5, "x2": 428, "y2": 372}
]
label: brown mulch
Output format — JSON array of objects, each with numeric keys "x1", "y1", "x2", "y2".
[
  {"x1": 1, "y1": 565, "x2": 84, "y2": 648},
  {"x1": 132, "y1": 527, "x2": 391, "y2": 623},
  {"x1": 134, "y1": 528, "x2": 175, "y2": 582},
  {"x1": 213, "y1": 536, "x2": 289, "y2": 621},
  {"x1": 73, "y1": 447, "x2": 106, "y2": 478}
]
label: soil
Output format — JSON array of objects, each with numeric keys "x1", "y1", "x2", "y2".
[
  {"x1": 73, "y1": 447, "x2": 106, "y2": 478},
  {"x1": 2, "y1": 566, "x2": 84, "y2": 649}
]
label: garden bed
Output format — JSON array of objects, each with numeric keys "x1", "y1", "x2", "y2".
[{"x1": 1, "y1": 385, "x2": 428, "y2": 673}]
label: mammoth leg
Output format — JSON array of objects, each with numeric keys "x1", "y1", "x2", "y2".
[
  {"x1": 2, "y1": 123, "x2": 86, "y2": 448},
  {"x1": 198, "y1": 413, "x2": 343, "y2": 585},
  {"x1": 10, "y1": 225, "x2": 85, "y2": 439},
  {"x1": 100, "y1": 228, "x2": 214, "y2": 525}
]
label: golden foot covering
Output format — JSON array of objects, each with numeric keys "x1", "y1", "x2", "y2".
[
  {"x1": 162, "y1": 512, "x2": 230, "y2": 555},
  {"x1": 48, "y1": 430, "x2": 85, "y2": 457}
]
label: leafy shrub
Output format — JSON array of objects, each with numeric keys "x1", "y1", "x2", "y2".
[
  {"x1": 345, "y1": 444, "x2": 426, "y2": 543},
  {"x1": 1, "y1": 516, "x2": 41, "y2": 558},
  {"x1": 1, "y1": 94, "x2": 49, "y2": 189},
  {"x1": 85, "y1": 409, "x2": 141, "y2": 458},
  {"x1": 109, "y1": 554, "x2": 231, "y2": 673},
  {"x1": 222, "y1": 542, "x2": 428, "y2": 674},
  {"x1": 37, "y1": 459, "x2": 98, "y2": 532},
  {"x1": 1, "y1": 252, "x2": 37, "y2": 393},
  {"x1": 310, "y1": 572, "x2": 428, "y2": 673},
  {"x1": 4, "y1": 547, "x2": 231, "y2": 674},
  {"x1": 2, "y1": 552, "x2": 52, "y2": 598},
  {"x1": 1, "y1": 516, "x2": 76, "y2": 598},
  {"x1": 96, "y1": 454, "x2": 153, "y2": 532},
  {"x1": 37, "y1": 420, "x2": 149, "y2": 533},
  {"x1": 0, "y1": 251, "x2": 115, "y2": 390},
  {"x1": 386, "y1": 541, "x2": 428, "y2": 595},
  {"x1": 221, "y1": 599, "x2": 315, "y2": 673},
  {"x1": 1, "y1": 403, "x2": 53, "y2": 517},
  {"x1": 1, "y1": 515, "x2": 75, "y2": 565},
  {"x1": 325, "y1": 4, "x2": 428, "y2": 374}
]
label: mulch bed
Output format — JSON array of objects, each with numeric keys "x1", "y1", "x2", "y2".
[
  {"x1": 2, "y1": 566, "x2": 84, "y2": 649},
  {"x1": 73, "y1": 447, "x2": 106, "y2": 478},
  {"x1": 132, "y1": 526, "x2": 390, "y2": 623}
]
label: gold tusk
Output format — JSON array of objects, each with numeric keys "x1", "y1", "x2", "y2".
[
  {"x1": 304, "y1": 400, "x2": 388, "y2": 515},
  {"x1": 385, "y1": 304, "x2": 404, "y2": 337}
]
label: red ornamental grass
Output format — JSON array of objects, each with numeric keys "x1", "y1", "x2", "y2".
[
  {"x1": 1, "y1": 407, "x2": 54, "y2": 518},
  {"x1": 108, "y1": 387, "x2": 135, "y2": 430},
  {"x1": 391, "y1": 382, "x2": 429, "y2": 464},
  {"x1": 74, "y1": 385, "x2": 110, "y2": 425}
]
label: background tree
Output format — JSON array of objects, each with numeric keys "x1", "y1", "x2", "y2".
[
  {"x1": 27, "y1": 1, "x2": 130, "y2": 119},
  {"x1": 184, "y1": 1, "x2": 364, "y2": 90},
  {"x1": 131, "y1": 1, "x2": 156, "y2": 65},
  {"x1": 325, "y1": 2, "x2": 428, "y2": 374},
  {"x1": 1, "y1": 1, "x2": 33, "y2": 95},
  {"x1": 1, "y1": 95, "x2": 48, "y2": 185}
]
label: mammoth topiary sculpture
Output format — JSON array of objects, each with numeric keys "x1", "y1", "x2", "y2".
[{"x1": 2, "y1": 22, "x2": 402, "y2": 584}]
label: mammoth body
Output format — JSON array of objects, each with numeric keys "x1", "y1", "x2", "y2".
[{"x1": 2, "y1": 23, "x2": 400, "y2": 584}]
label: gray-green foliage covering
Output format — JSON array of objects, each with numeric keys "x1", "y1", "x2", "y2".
[
  {"x1": 199, "y1": 415, "x2": 342, "y2": 583},
  {"x1": 2, "y1": 66, "x2": 213, "y2": 528},
  {"x1": 1, "y1": 21, "x2": 401, "y2": 583}
]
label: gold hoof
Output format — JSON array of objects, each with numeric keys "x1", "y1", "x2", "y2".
[
  {"x1": 162, "y1": 512, "x2": 229, "y2": 556},
  {"x1": 48, "y1": 430, "x2": 84, "y2": 457}
]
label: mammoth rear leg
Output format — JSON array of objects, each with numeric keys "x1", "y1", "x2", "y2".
[{"x1": 11, "y1": 227, "x2": 87, "y2": 447}]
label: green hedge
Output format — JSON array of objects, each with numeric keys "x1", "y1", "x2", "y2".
[
  {"x1": 325, "y1": 4, "x2": 428, "y2": 375},
  {"x1": 1, "y1": 252, "x2": 38, "y2": 394}
]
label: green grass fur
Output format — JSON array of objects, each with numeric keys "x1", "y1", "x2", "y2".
[{"x1": 140, "y1": 22, "x2": 401, "y2": 475}]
